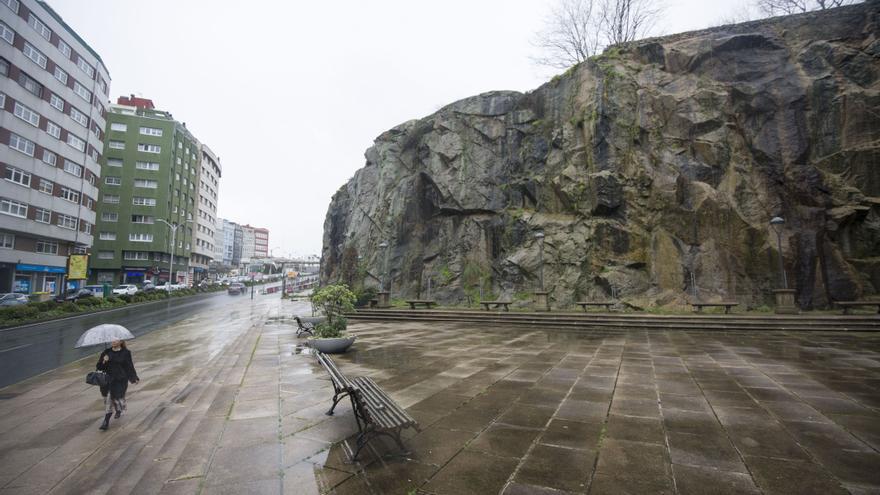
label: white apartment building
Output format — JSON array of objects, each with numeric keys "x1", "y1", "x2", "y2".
[
  {"x1": 0, "y1": 0, "x2": 110, "y2": 294},
  {"x1": 240, "y1": 224, "x2": 254, "y2": 264},
  {"x1": 191, "y1": 144, "x2": 220, "y2": 281}
]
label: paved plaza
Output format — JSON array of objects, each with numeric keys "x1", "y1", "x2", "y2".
[{"x1": 0, "y1": 298, "x2": 879, "y2": 494}]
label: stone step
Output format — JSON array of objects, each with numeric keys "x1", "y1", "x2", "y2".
[{"x1": 347, "y1": 310, "x2": 879, "y2": 332}]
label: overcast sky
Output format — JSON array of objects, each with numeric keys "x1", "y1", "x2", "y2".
[{"x1": 49, "y1": 0, "x2": 752, "y2": 258}]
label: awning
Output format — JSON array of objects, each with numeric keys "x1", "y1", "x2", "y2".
[{"x1": 16, "y1": 264, "x2": 66, "y2": 274}]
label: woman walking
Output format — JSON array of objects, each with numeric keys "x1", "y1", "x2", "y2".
[{"x1": 96, "y1": 339, "x2": 139, "y2": 430}]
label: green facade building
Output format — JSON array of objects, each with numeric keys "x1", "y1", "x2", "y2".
[{"x1": 89, "y1": 96, "x2": 200, "y2": 285}]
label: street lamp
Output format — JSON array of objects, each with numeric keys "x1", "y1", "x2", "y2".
[
  {"x1": 770, "y1": 217, "x2": 787, "y2": 289},
  {"x1": 378, "y1": 241, "x2": 388, "y2": 292},
  {"x1": 535, "y1": 232, "x2": 545, "y2": 291},
  {"x1": 157, "y1": 219, "x2": 191, "y2": 287}
]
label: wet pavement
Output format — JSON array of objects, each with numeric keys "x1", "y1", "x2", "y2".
[{"x1": 0, "y1": 297, "x2": 879, "y2": 494}]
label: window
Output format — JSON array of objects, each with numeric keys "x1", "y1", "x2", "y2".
[
  {"x1": 98, "y1": 251, "x2": 114, "y2": 259},
  {"x1": 139, "y1": 127, "x2": 163, "y2": 137},
  {"x1": 106, "y1": 158, "x2": 122, "y2": 167},
  {"x1": 0, "y1": 198, "x2": 27, "y2": 218},
  {"x1": 134, "y1": 179, "x2": 158, "y2": 189},
  {"x1": 0, "y1": 58, "x2": 9, "y2": 77},
  {"x1": 67, "y1": 133, "x2": 86, "y2": 152},
  {"x1": 123, "y1": 251, "x2": 148, "y2": 260},
  {"x1": 46, "y1": 121, "x2": 61, "y2": 138},
  {"x1": 13, "y1": 102, "x2": 39, "y2": 127},
  {"x1": 53, "y1": 66, "x2": 68, "y2": 85},
  {"x1": 138, "y1": 144, "x2": 161, "y2": 153},
  {"x1": 73, "y1": 81, "x2": 91, "y2": 102},
  {"x1": 108, "y1": 140, "x2": 125, "y2": 150},
  {"x1": 104, "y1": 176, "x2": 121, "y2": 185},
  {"x1": 101, "y1": 212, "x2": 118, "y2": 222},
  {"x1": 102, "y1": 194, "x2": 119, "y2": 204},
  {"x1": 4, "y1": 166, "x2": 31, "y2": 186},
  {"x1": 129, "y1": 233, "x2": 153, "y2": 242},
  {"x1": 38, "y1": 179, "x2": 53, "y2": 194},
  {"x1": 36, "y1": 241, "x2": 58, "y2": 254},
  {"x1": 0, "y1": 92, "x2": 4, "y2": 107},
  {"x1": 58, "y1": 39, "x2": 71, "y2": 58},
  {"x1": 60, "y1": 187, "x2": 79, "y2": 203},
  {"x1": 2, "y1": 0, "x2": 19, "y2": 14},
  {"x1": 83, "y1": 196, "x2": 93, "y2": 209},
  {"x1": 110, "y1": 123, "x2": 127, "y2": 132},
  {"x1": 49, "y1": 93, "x2": 64, "y2": 111},
  {"x1": 23, "y1": 42, "x2": 47, "y2": 68},
  {"x1": 131, "y1": 215, "x2": 154, "y2": 224},
  {"x1": 9, "y1": 133, "x2": 35, "y2": 156},
  {"x1": 57, "y1": 214, "x2": 77, "y2": 230},
  {"x1": 63, "y1": 160, "x2": 82, "y2": 177},
  {"x1": 0, "y1": 233, "x2": 13, "y2": 248},
  {"x1": 27, "y1": 13, "x2": 51, "y2": 41},
  {"x1": 0, "y1": 21, "x2": 13, "y2": 45},
  {"x1": 70, "y1": 107, "x2": 88, "y2": 127},
  {"x1": 88, "y1": 147, "x2": 99, "y2": 163},
  {"x1": 98, "y1": 78, "x2": 107, "y2": 95},
  {"x1": 34, "y1": 208, "x2": 50, "y2": 223},
  {"x1": 42, "y1": 150, "x2": 57, "y2": 166},
  {"x1": 132, "y1": 197, "x2": 156, "y2": 206},
  {"x1": 76, "y1": 56, "x2": 94, "y2": 78},
  {"x1": 135, "y1": 161, "x2": 159, "y2": 171},
  {"x1": 18, "y1": 72, "x2": 42, "y2": 97},
  {"x1": 99, "y1": 232, "x2": 116, "y2": 240}
]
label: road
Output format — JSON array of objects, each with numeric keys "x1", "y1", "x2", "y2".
[{"x1": 0, "y1": 288, "x2": 273, "y2": 389}]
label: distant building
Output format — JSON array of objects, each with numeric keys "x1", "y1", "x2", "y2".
[
  {"x1": 191, "y1": 145, "x2": 220, "y2": 282},
  {"x1": 0, "y1": 0, "x2": 110, "y2": 294},
  {"x1": 89, "y1": 96, "x2": 201, "y2": 285},
  {"x1": 254, "y1": 227, "x2": 269, "y2": 258},
  {"x1": 240, "y1": 224, "x2": 254, "y2": 263},
  {"x1": 232, "y1": 222, "x2": 242, "y2": 266}
]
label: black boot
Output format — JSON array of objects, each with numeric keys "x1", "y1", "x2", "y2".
[
  {"x1": 99, "y1": 413, "x2": 111, "y2": 430},
  {"x1": 114, "y1": 408, "x2": 121, "y2": 419}
]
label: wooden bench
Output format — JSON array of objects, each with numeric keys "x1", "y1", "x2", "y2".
[
  {"x1": 405, "y1": 299, "x2": 436, "y2": 309},
  {"x1": 835, "y1": 301, "x2": 880, "y2": 315},
  {"x1": 350, "y1": 376, "x2": 420, "y2": 460},
  {"x1": 314, "y1": 351, "x2": 354, "y2": 416},
  {"x1": 294, "y1": 316, "x2": 314, "y2": 337},
  {"x1": 480, "y1": 300, "x2": 511, "y2": 311},
  {"x1": 575, "y1": 301, "x2": 615, "y2": 311},
  {"x1": 691, "y1": 302, "x2": 739, "y2": 314}
]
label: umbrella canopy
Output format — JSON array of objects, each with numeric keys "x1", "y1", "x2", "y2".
[{"x1": 75, "y1": 324, "x2": 135, "y2": 348}]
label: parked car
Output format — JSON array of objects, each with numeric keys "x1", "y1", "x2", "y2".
[
  {"x1": 112, "y1": 284, "x2": 139, "y2": 296},
  {"x1": 227, "y1": 283, "x2": 246, "y2": 295},
  {"x1": 140, "y1": 281, "x2": 156, "y2": 292},
  {"x1": 0, "y1": 293, "x2": 29, "y2": 306},
  {"x1": 83, "y1": 285, "x2": 107, "y2": 298},
  {"x1": 55, "y1": 288, "x2": 94, "y2": 302}
]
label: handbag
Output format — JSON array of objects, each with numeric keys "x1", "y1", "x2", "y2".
[{"x1": 86, "y1": 371, "x2": 109, "y2": 387}]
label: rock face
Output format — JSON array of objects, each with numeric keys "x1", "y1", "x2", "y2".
[{"x1": 321, "y1": 2, "x2": 880, "y2": 310}]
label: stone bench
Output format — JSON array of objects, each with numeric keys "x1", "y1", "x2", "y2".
[
  {"x1": 405, "y1": 299, "x2": 437, "y2": 309},
  {"x1": 575, "y1": 301, "x2": 615, "y2": 312},
  {"x1": 691, "y1": 302, "x2": 739, "y2": 314},
  {"x1": 480, "y1": 301, "x2": 511, "y2": 311},
  {"x1": 835, "y1": 301, "x2": 880, "y2": 315}
]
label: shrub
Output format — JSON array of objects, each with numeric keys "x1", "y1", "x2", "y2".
[
  {"x1": 310, "y1": 284, "x2": 356, "y2": 334},
  {"x1": 314, "y1": 317, "x2": 348, "y2": 338},
  {"x1": 354, "y1": 287, "x2": 378, "y2": 308},
  {"x1": 76, "y1": 297, "x2": 102, "y2": 307},
  {"x1": 60, "y1": 302, "x2": 79, "y2": 313}
]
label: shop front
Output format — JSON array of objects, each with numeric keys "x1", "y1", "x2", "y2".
[
  {"x1": 122, "y1": 268, "x2": 148, "y2": 285},
  {"x1": 14, "y1": 264, "x2": 66, "y2": 295}
]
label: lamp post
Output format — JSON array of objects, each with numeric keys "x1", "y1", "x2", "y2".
[
  {"x1": 535, "y1": 232, "x2": 545, "y2": 291},
  {"x1": 770, "y1": 217, "x2": 787, "y2": 289},
  {"x1": 377, "y1": 241, "x2": 389, "y2": 308},
  {"x1": 534, "y1": 231, "x2": 549, "y2": 311},
  {"x1": 769, "y1": 216, "x2": 796, "y2": 314},
  {"x1": 157, "y1": 219, "x2": 190, "y2": 288}
]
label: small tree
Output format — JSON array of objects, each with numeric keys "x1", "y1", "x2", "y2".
[
  {"x1": 756, "y1": 0, "x2": 855, "y2": 16},
  {"x1": 309, "y1": 284, "x2": 356, "y2": 338}
]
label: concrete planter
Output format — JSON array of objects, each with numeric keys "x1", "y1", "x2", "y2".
[{"x1": 309, "y1": 336, "x2": 356, "y2": 354}]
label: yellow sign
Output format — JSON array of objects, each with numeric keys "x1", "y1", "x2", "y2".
[{"x1": 68, "y1": 254, "x2": 89, "y2": 280}]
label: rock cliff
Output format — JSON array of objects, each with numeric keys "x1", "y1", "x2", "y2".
[{"x1": 321, "y1": 1, "x2": 880, "y2": 310}]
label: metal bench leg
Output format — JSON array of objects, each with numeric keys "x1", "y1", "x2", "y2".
[{"x1": 327, "y1": 391, "x2": 348, "y2": 415}]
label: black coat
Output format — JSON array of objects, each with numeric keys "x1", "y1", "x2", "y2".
[{"x1": 96, "y1": 348, "x2": 138, "y2": 399}]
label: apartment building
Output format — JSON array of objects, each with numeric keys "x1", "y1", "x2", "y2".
[
  {"x1": 253, "y1": 226, "x2": 268, "y2": 258},
  {"x1": 191, "y1": 144, "x2": 220, "y2": 282},
  {"x1": 88, "y1": 96, "x2": 200, "y2": 286},
  {"x1": 0, "y1": 0, "x2": 110, "y2": 294}
]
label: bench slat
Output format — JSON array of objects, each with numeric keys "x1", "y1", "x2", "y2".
[
  {"x1": 317, "y1": 353, "x2": 353, "y2": 389},
  {"x1": 353, "y1": 376, "x2": 415, "y2": 429}
]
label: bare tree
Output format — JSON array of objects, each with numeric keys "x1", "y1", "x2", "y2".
[
  {"x1": 532, "y1": 0, "x2": 603, "y2": 69},
  {"x1": 600, "y1": 0, "x2": 663, "y2": 47},
  {"x1": 756, "y1": 0, "x2": 855, "y2": 16},
  {"x1": 533, "y1": 0, "x2": 663, "y2": 69}
]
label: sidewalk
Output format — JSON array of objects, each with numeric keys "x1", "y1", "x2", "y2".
[{"x1": 1, "y1": 298, "x2": 879, "y2": 494}]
